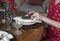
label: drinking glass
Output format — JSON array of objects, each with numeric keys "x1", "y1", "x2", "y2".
[{"x1": 12, "y1": 21, "x2": 23, "y2": 35}]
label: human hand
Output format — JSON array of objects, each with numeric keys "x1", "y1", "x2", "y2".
[
  {"x1": 28, "y1": 11, "x2": 40, "y2": 19},
  {"x1": 28, "y1": 11, "x2": 44, "y2": 20}
]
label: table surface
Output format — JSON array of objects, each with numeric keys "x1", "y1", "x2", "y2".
[
  {"x1": 0, "y1": 24, "x2": 44, "y2": 41},
  {"x1": 0, "y1": 11, "x2": 44, "y2": 41}
]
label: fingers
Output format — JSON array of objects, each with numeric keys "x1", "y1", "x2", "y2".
[
  {"x1": 31, "y1": 12, "x2": 40, "y2": 19},
  {"x1": 28, "y1": 11, "x2": 35, "y2": 15},
  {"x1": 25, "y1": 11, "x2": 35, "y2": 16},
  {"x1": 28, "y1": 11, "x2": 40, "y2": 19}
]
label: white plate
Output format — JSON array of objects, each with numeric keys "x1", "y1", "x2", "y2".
[
  {"x1": 13, "y1": 17, "x2": 42, "y2": 25},
  {"x1": 22, "y1": 19, "x2": 36, "y2": 25}
]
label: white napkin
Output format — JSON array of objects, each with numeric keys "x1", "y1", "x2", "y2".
[{"x1": 0, "y1": 31, "x2": 14, "y2": 41}]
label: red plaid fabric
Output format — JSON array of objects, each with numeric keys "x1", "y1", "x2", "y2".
[
  {"x1": 1, "y1": 0, "x2": 17, "y2": 12},
  {"x1": 0, "y1": 0, "x2": 5, "y2": 2},
  {"x1": 8, "y1": 0, "x2": 17, "y2": 12}
]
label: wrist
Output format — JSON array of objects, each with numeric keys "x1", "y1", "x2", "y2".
[{"x1": 39, "y1": 16, "x2": 46, "y2": 21}]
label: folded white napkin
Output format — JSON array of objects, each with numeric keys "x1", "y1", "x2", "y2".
[{"x1": 0, "y1": 31, "x2": 14, "y2": 41}]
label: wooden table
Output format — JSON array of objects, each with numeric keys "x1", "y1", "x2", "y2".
[
  {"x1": 0, "y1": 11, "x2": 44, "y2": 41},
  {"x1": 0, "y1": 24, "x2": 44, "y2": 41}
]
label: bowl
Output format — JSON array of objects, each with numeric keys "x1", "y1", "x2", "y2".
[{"x1": 13, "y1": 17, "x2": 36, "y2": 25}]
